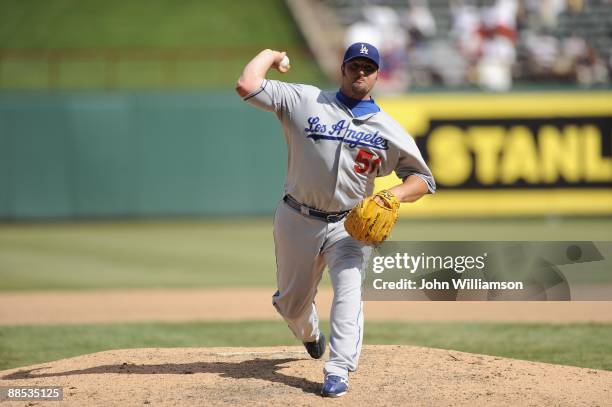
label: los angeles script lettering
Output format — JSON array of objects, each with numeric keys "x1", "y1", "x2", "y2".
[{"x1": 305, "y1": 116, "x2": 389, "y2": 149}]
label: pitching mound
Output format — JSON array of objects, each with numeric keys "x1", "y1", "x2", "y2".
[{"x1": 1, "y1": 345, "x2": 610, "y2": 406}]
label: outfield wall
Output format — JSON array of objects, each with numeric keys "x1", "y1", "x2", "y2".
[
  {"x1": 0, "y1": 91, "x2": 610, "y2": 219},
  {"x1": 0, "y1": 92, "x2": 286, "y2": 219},
  {"x1": 376, "y1": 92, "x2": 612, "y2": 217}
]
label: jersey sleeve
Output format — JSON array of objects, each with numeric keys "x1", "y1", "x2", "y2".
[
  {"x1": 394, "y1": 133, "x2": 437, "y2": 194},
  {"x1": 242, "y1": 79, "x2": 303, "y2": 117}
]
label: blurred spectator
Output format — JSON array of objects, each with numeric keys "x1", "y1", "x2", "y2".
[
  {"x1": 345, "y1": 5, "x2": 409, "y2": 92},
  {"x1": 490, "y1": 0, "x2": 519, "y2": 32},
  {"x1": 477, "y1": 33, "x2": 517, "y2": 91},
  {"x1": 401, "y1": 0, "x2": 439, "y2": 89},
  {"x1": 523, "y1": 30, "x2": 609, "y2": 86},
  {"x1": 539, "y1": 0, "x2": 567, "y2": 29},
  {"x1": 345, "y1": 20, "x2": 382, "y2": 48},
  {"x1": 429, "y1": 40, "x2": 468, "y2": 86},
  {"x1": 450, "y1": 1, "x2": 482, "y2": 63},
  {"x1": 403, "y1": 0, "x2": 437, "y2": 39},
  {"x1": 574, "y1": 44, "x2": 609, "y2": 87},
  {"x1": 333, "y1": 0, "x2": 611, "y2": 91},
  {"x1": 556, "y1": 33, "x2": 588, "y2": 78},
  {"x1": 475, "y1": 0, "x2": 519, "y2": 91},
  {"x1": 567, "y1": 0, "x2": 585, "y2": 13},
  {"x1": 525, "y1": 31, "x2": 561, "y2": 79}
]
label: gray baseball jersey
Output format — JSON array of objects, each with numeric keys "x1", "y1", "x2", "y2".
[
  {"x1": 243, "y1": 79, "x2": 435, "y2": 380},
  {"x1": 245, "y1": 79, "x2": 435, "y2": 211}
]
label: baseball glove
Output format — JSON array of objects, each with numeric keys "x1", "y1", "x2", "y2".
[{"x1": 344, "y1": 190, "x2": 400, "y2": 245}]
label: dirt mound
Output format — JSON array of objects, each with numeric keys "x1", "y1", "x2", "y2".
[{"x1": 1, "y1": 345, "x2": 610, "y2": 406}]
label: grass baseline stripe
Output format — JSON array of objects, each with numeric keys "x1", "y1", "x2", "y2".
[{"x1": 0, "y1": 320, "x2": 610, "y2": 372}]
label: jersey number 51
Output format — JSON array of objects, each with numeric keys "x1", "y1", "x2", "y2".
[{"x1": 354, "y1": 149, "x2": 381, "y2": 174}]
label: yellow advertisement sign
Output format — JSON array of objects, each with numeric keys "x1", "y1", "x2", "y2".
[{"x1": 376, "y1": 92, "x2": 612, "y2": 217}]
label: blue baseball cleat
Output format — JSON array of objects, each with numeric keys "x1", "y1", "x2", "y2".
[
  {"x1": 321, "y1": 375, "x2": 349, "y2": 398},
  {"x1": 303, "y1": 332, "x2": 326, "y2": 359}
]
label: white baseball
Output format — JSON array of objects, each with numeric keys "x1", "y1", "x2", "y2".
[{"x1": 279, "y1": 55, "x2": 290, "y2": 69}]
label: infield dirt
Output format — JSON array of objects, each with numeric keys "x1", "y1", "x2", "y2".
[
  {"x1": 1, "y1": 288, "x2": 611, "y2": 325},
  {"x1": 1, "y1": 345, "x2": 610, "y2": 406}
]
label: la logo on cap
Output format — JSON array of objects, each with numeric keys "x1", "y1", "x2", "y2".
[{"x1": 360, "y1": 44, "x2": 368, "y2": 55}]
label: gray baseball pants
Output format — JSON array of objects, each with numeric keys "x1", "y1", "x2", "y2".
[{"x1": 272, "y1": 200, "x2": 372, "y2": 379}]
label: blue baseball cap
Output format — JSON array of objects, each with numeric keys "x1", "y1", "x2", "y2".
[{"x1": 342, "y1": 42, "x2": 380, "y2": 68}]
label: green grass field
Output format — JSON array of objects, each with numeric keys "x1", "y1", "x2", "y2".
[
  {"x1": 0, "y1": 0, "x2": 327, "y2": 89},
  {"x1": 1, "y1": 218, "x2": 611, "y2": 290},
  {"x1": 1, "y1": 321, "x2": 610, "y2": 372},
  {"x1": 1, "y1": 218, "x2": 611, "y2": 373},
  {"x1": 0, "y1": 0, "x2": 298, "y2": 49}
]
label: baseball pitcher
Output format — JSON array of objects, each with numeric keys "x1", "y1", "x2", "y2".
[{"x1": 235, "y1": 43, "x2": 435, "y2": 397}]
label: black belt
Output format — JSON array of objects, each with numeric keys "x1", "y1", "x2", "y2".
[{"x1": 283, "y1": 195, "x2": 349, "y2": 223}]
